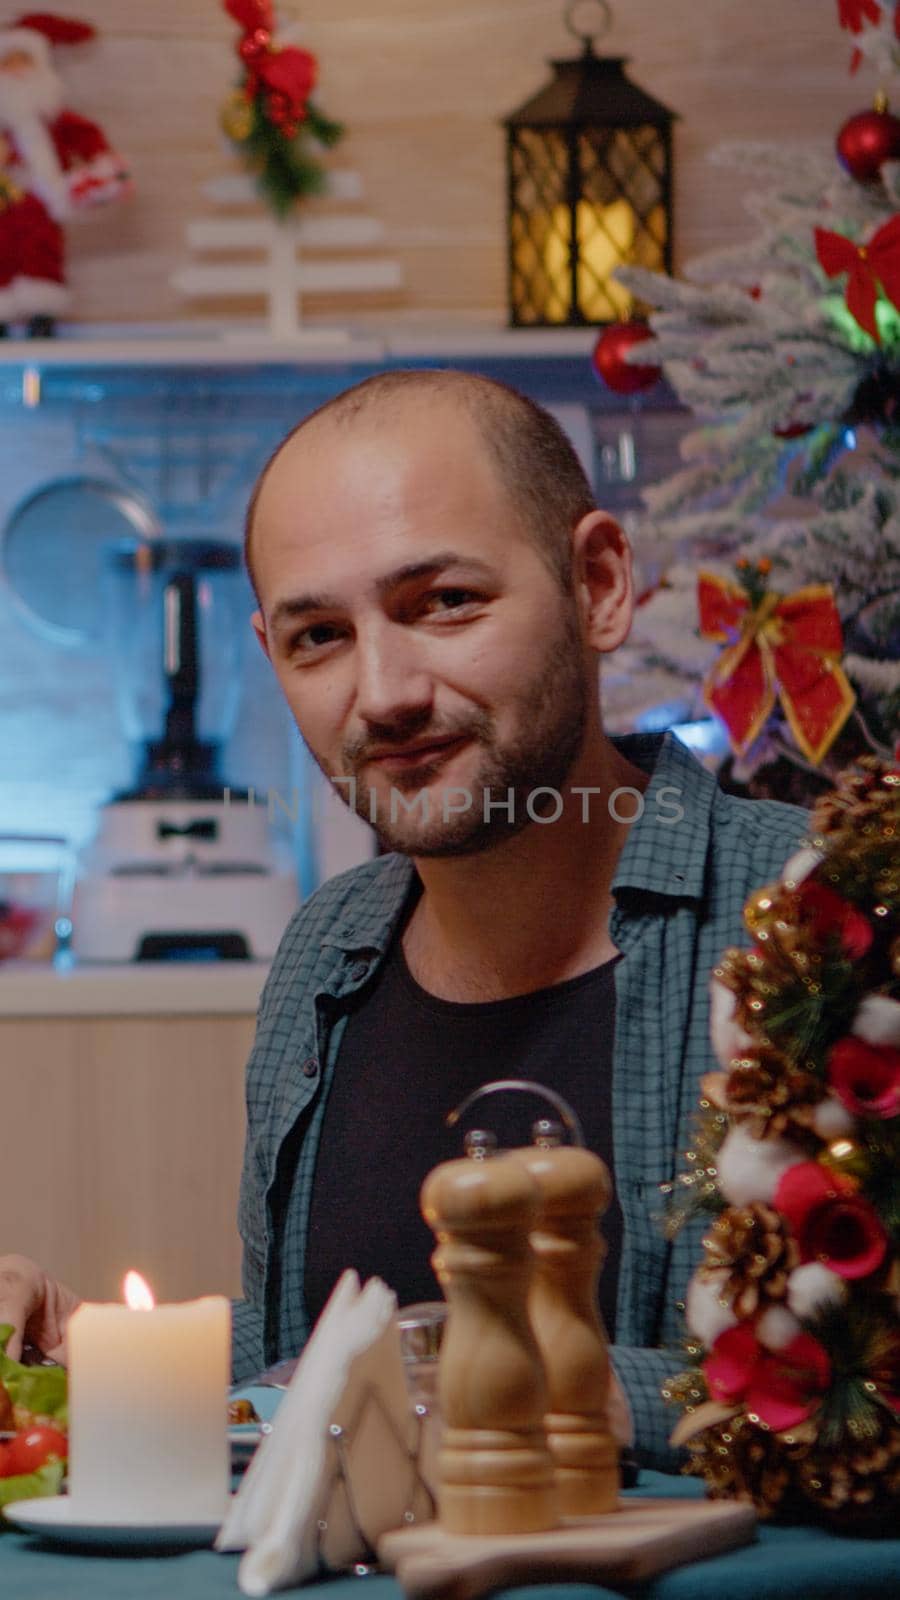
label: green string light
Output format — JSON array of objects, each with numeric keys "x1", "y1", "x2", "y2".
[{"x1": 822, "y1": 292, "x2": 900, "y2": 353}]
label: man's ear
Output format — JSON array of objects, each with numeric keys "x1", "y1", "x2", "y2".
[
  {"x1": 251, "y1": 609, "x2": 272, "y2": 661},
  {"x1": 572, "y1": 510, "x2": 634, "y2": 654}
]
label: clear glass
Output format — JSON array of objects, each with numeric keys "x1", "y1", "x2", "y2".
[{"x1": 396, "y1": 1301, "x2": 447, "y2": 1495}]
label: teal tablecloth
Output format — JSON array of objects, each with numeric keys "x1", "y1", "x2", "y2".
[{"x1": 2, "y1": 1473, "x2": 899, "y2": 1600}]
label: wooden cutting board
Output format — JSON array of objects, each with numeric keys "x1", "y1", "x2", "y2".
[{"x1": 379, "y1": 1497, "x2": 757, "y2": 1600}]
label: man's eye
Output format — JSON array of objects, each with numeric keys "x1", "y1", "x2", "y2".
[
  {"x1": 422, "y1": 588, "x2": 479, "y2": 613},
  {"x1": 289, "y1": 622, "x2": 346, "y2": 653}
]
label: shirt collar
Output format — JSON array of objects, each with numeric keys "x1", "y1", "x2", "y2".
[
  {"x1": 610, "y1": 731, "x2": 716, "y2": 902},
  {"x1": 321, "y1": 851, "x2": 416, "y2": 955},
  {"x1": 324, "y1": 730, "x2": 716, "y2": 955}
]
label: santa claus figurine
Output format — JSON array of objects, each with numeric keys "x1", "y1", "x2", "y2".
[{"x1": 0, "y1": 12, "x2": 130, "y2": 336}]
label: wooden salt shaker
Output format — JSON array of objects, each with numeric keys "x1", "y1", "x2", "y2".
[
  {"x1": 420, "y1": 1142, "x2": 558, "y2": 1536},
  {"x1": 518, "y1": 1121, "x2": 620, "y2": 1516}
]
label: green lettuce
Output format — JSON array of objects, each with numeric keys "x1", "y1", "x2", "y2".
[
  {"x1": 0, "y1": 1325, "x2": 67, "y2": 1426},
  {"x1": 0, "y1": 1459, "x2": 65, "y2": 1514}
]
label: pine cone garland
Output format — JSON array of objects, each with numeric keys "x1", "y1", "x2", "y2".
[
  {"x1": 725, "y1": 1051, "x2": 823, "y2": 1138},
  {"x1": 689, "y1": 1412, "x2": 900, "y2": 1529},
  {"x1": 701, "y1": 1203, "x2": 800, "y2": 1318},
  {"x1": 669, "y1": 757, "x2": 900, "y2": 1530}
]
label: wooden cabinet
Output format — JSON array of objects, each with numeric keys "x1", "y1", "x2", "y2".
[{"x1": 0, "y1": 967, "x2": 264, "y2": 1303}]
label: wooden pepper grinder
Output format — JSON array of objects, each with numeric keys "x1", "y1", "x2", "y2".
[
  {"x1": 419, "y1": 1134, "x2": 558, "y2": 1536},
  {"x1": 518, "y1": 1118, "x2": 620, "y2": 1516}
]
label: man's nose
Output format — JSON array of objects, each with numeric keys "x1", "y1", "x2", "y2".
[{"x1": 353, "y1": 623, "x2": 434, "y2": 727}]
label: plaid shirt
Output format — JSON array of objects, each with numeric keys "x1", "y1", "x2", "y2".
[{"x1": 232, "y1": 733, "x2": 807, "y2": 1467}]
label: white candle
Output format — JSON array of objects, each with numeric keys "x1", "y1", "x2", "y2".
[{"x1": 67, "y1": 1273, "x2": 230, "y2": 1523}]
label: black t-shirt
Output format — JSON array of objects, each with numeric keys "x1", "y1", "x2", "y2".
[{"x1": 304, "y1": 934, "x2": 624, "y2": 1337}]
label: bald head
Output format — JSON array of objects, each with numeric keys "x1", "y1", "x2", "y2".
[{"x1": 244, "y1": 370, "x2": 596, "y2": 600}]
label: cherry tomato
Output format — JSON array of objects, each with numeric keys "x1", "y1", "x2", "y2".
[
  {"x1": 0, "y1": 1440, "x2": 12, "y2": 1478},
  {"x1": 3, "y1": 1425, "x2": 68, "y2": 1476}
]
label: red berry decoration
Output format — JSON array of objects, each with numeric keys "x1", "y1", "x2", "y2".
[
  {"x1": 591, "y1": 321, "x2": 661, "y2": 395},
  {"x1": 773, "y1": 423, "x2": 812, "y2": 439},
  {"x1": 837, "y1": 105, "x2": 900, "y2": 182}
]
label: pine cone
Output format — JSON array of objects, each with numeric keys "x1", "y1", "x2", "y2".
[
  {"x1": 701, "y1": 1203, "x2": 799, "y2": 1318},
  {"x1": 690, "y1": 1412, "x2": 900, "y2": 1530},
  {"x1": 687, "y1": 1415, "x2": 793, "y2": 1515},
  {"x1": 725, "y1": 1050, "x2": 823, "y2": 1138},
  {"x1": 794, "y1": 1415, "x2": 900, "y2": 1525}
]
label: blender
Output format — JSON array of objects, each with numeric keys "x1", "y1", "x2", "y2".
[{"x1": 72, "y1": 537, "x2": 298, "y2": 961}]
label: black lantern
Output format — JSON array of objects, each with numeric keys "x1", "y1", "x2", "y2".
[{"x1": 504, "y1": 0, "x2": 676, "y2": 327}]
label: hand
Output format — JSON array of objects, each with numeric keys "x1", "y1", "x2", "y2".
[{"x1": 0, "y1": 1255, "x2": 81, "y2": 1363}]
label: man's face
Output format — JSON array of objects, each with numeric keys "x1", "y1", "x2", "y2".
[{"x1": 251, "y1": 405, "x2": 595, "y2": 856}]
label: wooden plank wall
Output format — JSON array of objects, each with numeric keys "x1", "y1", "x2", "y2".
[{"x1": 31, "y1": 1, "x2": 870, "y2": 325}]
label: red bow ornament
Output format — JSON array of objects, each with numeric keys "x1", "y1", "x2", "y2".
[
  {"x1": 698, "y1": 572, "x2": 856, "y2": 764},
  {"x1": 815, "y1": 214, "x2": 900, "y2": 342},
  {"x1": 223, "y1": 0, "x2": 317, "y2": 130}
]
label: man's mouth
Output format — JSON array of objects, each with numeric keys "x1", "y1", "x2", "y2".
[{"x1": 363, "y1": 734, "x2": 470, "y2": 772}]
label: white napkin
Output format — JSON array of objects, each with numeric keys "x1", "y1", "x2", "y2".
[{"x1": 217, "y1": 1270, "x2": 429, "y2": 1596}]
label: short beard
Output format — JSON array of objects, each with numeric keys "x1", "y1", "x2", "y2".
[{"x1": 323, "y1": 600, "x2": 589, "y2": 857}]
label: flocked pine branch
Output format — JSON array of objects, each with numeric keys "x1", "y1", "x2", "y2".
[{"x1": 604, "y1": 103, "x2": 900, "y2": 788}]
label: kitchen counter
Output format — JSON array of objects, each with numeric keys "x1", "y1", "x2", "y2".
[{"x1": 0, "y1": 959, "x2": 269, "y2": 1016}]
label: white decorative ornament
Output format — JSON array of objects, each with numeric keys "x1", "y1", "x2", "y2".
[
  {"x1": 716, "y1": 1125, "x2": 805, "y2": 1206},
  {"x1": 709, "y1": 976, "x2": 753, "y2": 1068},
  {"x1": 810, "y1": 1095, "x2": 856, "y2": 1140},
  {"x1": 756, "y1": 1304, "x2": 801, "y2": 1351},
  {"x1": 781, "y1": 846, "x2": 823, "y2": 887},
  {"x1": 685, "y1": 1269, "x2": 738, "y2": 1347},
  {"x1": 852, "y1": 994, "x2": 900, "y2": 1049},
  {"x1": 786, "y1": 1262, "x2": 846, "y2": 1320},
  {"x1": 171, "y1": 172, "x2": 403, "y2": 343}
]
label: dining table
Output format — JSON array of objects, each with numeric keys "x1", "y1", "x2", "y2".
[{"x1": 2, "y1": 1467, "x2": 899, "y2": 1600}]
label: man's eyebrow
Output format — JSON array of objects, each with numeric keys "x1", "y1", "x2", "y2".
[
  {"x1": 267, "y1": 554, "x2": 497, "y2": 631},
  {"x1": 374, "y1": 554, "x2": 497, "y2": 597},
  {"x1": 268, "y1": 594, "x2": 342, "y2": 632}
]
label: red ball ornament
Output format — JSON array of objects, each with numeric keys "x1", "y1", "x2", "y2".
[
  {"x1": 239, "y1": 27, "x2": 270, "y2": 63},
  {"x1": 837, "y1": 105, "x2": 900, "y2": 182},
  {"x1": 591, "y1": 321, "x2": 661, "y2": 395}
]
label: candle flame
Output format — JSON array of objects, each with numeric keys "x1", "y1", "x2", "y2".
[{"x1": 123, "y1": 1270, "x2": 155, "y2": 1311}]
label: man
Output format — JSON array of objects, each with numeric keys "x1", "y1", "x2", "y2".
[{"x1": 0, "y1": 370, "x2": 806, "y2": 1467}]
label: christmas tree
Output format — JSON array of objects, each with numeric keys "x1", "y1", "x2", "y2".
[{"x1": 605, "y1": 0, "x2": 900, "y2": 803}]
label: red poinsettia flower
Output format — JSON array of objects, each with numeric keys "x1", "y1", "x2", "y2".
[
  {"x1": 837, "y1": 0, "x2": 881, "y2": 30},
  {"x1": 793, "y1": 879, "x2": 873, "y2": 959},
  {"x1": 815, "y1": 215, "x2": 900, "y2": 344},
  {"x1": 704, "y1": 1323, "x2": 832, "y2": 1432},
  {"x1": 776, "y1": 1160, "x2": 888, "y2": 1279},
  {"x1": 828, "y1": 1036, "x2": 900, "y2": 1118}
]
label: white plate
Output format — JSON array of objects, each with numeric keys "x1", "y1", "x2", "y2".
[{"x1": 3, "y1": 1496, "x2": 222, "y2": 1550}]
